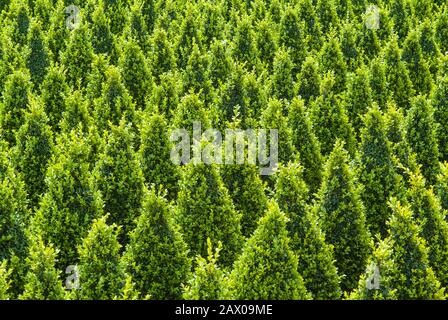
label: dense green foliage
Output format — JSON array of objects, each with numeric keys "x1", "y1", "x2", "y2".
[
  {"x1": 227, "y1": 200, "x2": 311, "y2": 300},
  {"x1": 182, "y1": 239, "x2": 226, "y2": 300},
  {"x1": 0, "y1": 260, "x2": 11, "y2": 299},
  {"x1": 19, "y1": 235, "x2": 66, "y2": 300},
  {"x1": 314, "y1": 141, "x2": 371, "y2": 292},
  {"x1": 0, "y1": 0, "x2": 447, "y2": 301},
  {"x1": 75, "y1": 215, "x2": 128, "y2": 300},
  {"x1": 122, "y1": 189, "x2": 191, "y2": 299},
  {"x1": 351, "y1": 199, "x2": 445, "y2": 300}
]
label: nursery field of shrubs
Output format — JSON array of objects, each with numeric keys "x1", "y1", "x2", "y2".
[{"x1": 1, "y1": 0, "x2": 448, "y2": 300}]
